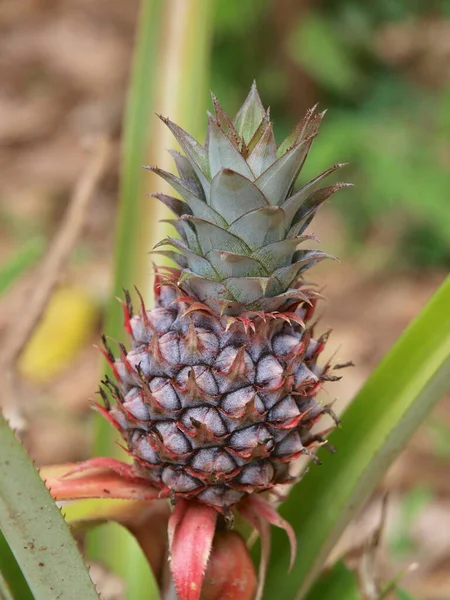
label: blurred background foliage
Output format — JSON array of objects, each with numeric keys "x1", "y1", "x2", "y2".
[
  {"x1": 211, "y1": 0, "x2": 450, "y2": 268},
  {"x1": 1, "y1": 0, "x2": 449, "y2": 273}
]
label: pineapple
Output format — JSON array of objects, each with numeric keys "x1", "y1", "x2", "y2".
[{"x1": 99, "y1": 83, "x2": 349, "y2": 515}]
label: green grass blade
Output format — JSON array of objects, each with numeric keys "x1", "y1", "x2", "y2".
[
  {"x1": 0, "y1": 238, "x2": 44, "y2": 296},
  {"x1": 0, "y1": 413, "x2": 99, "y2": 600},
  {"x1": 0, "y1": 530, "x2": 33, "y2": 600},
  {"x1": 264, "y1": 276, "x2": 450, "y2": 599}
]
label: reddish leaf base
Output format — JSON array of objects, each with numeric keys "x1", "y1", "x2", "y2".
[
  {"x1": 41, "y1": 458, "x2": 160, "y2": 501},
  {"x1": 42, "y1": 458, "x2": 297, "y2": 600},
  {"x1": 169, "y1": 499, "x2": 217, "y2": 600}
]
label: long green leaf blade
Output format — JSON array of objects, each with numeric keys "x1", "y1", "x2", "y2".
[
  {"x1": 0, "y1": 529, "x2": 33, "y2": 600},
  {"x1": 264, "y1": 276, "x2": 450, "y2": 599},
  {"x1": 0, "y1": 413, "x2": 99, "y2": 600}
]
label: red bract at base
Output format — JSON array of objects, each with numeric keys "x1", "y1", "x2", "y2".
[{"x1": 43, "y1": 458, "x2": 294, "y2": 600}]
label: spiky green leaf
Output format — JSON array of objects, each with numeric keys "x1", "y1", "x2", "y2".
[
  {"x1": 281, "y1": 164, "x2": 345, "y2": 225},
  {"x1": 159, "y1": 115, "x2": 211, "y2": 182},
  {"x1": 277, "y1": 106, "x2": 323, "y2": 157},
  {"x1": 148, "y1": 166, "x2": 225, "y2": 226},
  {"x1": 228, "y1": 206, "x2": 286, "y2": 250},
  {"x1": 210, "y1": 93, "x2": 242, "y2": 148},
  {"x1": 210, "y1": 170, "x2": 269, "y2": 224},
  {"x1": 233, "y1": 82, "x2": 266, "y2": 144},
  {"x1": 255, "y1": 140, "x2": 312, "y2": 205},
  {"x1": 169, "y1": 149, "x2": 205, "y2": 200},
  {"x1": 251, "y1": 238, "x2": 301, "y2": 272},
  {"x1": 148, "y1": 193, "x2": 190, "y2": 218},
  {"x1": 0, "y1": 413, "x2": 99, "y2": 600},
  {"x1": 288, "y1": 183, "x2": 352, "y2": 237},
  {"x1": 207, "y1": 118, "x2": 255, "y2": 180},
  {"x1": 156, "y1": 237, "x2": 216, "y2": 279},
  {"x1": 172, "y1": 219, "x2": 201, "y2": 253},
  {"x1": 247, "y1": 123, "x2": 277, "y2": 178},
  {"x1": 225, "y1": 277, "x2": 268, "y2": 304},
  {"x1": 185, "y1": 216, "x2": 250, "y2": 255},
  {"x1": 207, "y1": 250, "x2": 266, "y2": 279}
]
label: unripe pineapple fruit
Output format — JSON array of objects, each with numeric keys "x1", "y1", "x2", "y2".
[{"x1": 99, "y1": 84, "x2": 349, "y2": 514}]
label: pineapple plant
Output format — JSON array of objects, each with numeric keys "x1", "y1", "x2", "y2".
[
  {"x1": 5, "y1": 81, "x2": 448, "y2": 600},
  {"x1": 97, "y1": 83, "x2": 349, "y2": 514}
]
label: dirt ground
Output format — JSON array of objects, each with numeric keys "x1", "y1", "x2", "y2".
[{"x1": 0, "y1": 1, "x2": 449, "y2": 598}]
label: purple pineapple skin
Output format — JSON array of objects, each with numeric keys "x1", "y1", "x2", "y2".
[{"x1": 100, "y1": 278, "x2": 336, "y2": 513}]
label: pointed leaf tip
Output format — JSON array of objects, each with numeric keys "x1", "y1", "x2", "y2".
[
  {"x1": 207, "y1": 116, "x2": 254, "y2": 180},
  {"x1": 233, "y1": 83, "x2": 266, "y2": 144}
]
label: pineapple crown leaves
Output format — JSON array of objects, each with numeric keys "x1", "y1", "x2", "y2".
[{"x1": 146, "y1": 83, "x2": 350, "y2": 315}]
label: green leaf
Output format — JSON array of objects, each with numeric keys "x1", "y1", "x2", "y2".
[
  {"x1": 187, "y1": 216, "x2": 250, "y2": 255},
  {"x1": 247, "y1": 124, "x2": 277, "y2": 177},
  {"x1": 0, "y1": 529, "x2": 33, "y2": 600},
  {"x1": 0, "y1": 238, "x2": 44, "y2": 296},
  {"x1": 207, "y1": 250, "x2": 265, "y2": 278},
  {"x1": 255, "y1": 140, "x2": 311, "y2": 205},
  {"x1": 228, "y1": 206, "x2": 285, "y2": 250},
  {"x1": 303, "y1": 562, "x2": 360, "y2": 600},
  {"x1": 210, "y1": 170, "x2": 269, "y2": 224},
  {"x1": 281, "y1": 165, "x2": 345, "y2": 227},
  {"x1": 0, "y1": 412, "x2": 99, "y2": 600},
  {"x1": 264, "y1": 276, "x2": 450, "y2": 599},
  {"x1": 160, "y1": 116, "x2": 211, "y2": 194},
  {"x1": 233, "y1": 82, "x2": 266, "y2": 144},
  {"x1": 207, "y1": 117, "x2": 254, "y2": 179},
  {"x1": 148, "y1": 166, "x2": 226, "y2": 226}
]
